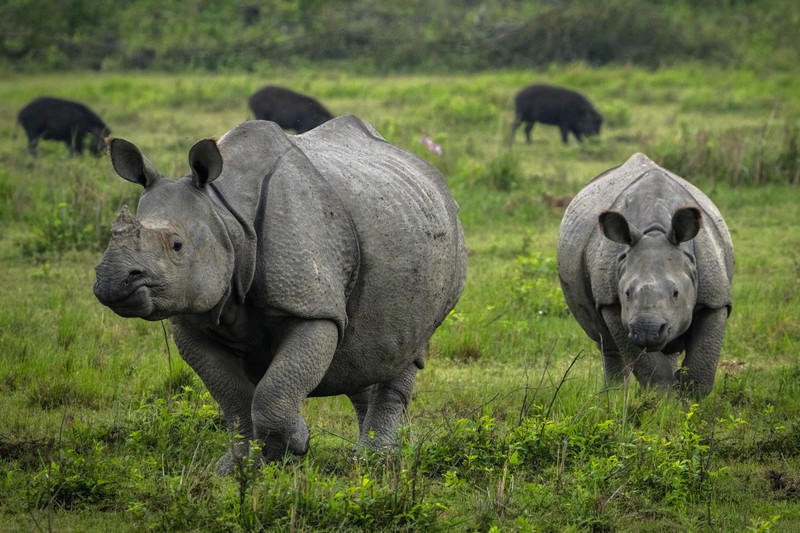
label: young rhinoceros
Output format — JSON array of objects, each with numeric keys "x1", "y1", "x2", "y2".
[
  {"x1": 94, "y1": 117, "x2": 467, "y2": 472},
  {"x1": 557, "y1": 153, "x2": 733, "y2": 398}
]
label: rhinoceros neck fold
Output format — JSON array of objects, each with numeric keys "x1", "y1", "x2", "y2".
[
  {"x1": 209, "y1": 182, "x2": 257, "y2": 242},
  {"x1": 207, "y1": 182, "x2": 257, "y2": 307}
]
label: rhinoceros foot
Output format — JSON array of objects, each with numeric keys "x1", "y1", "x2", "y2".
[
  {"x1": 215, "y1": 422, "x2": 310, "y2": 475},
  {"x1": 260, "y1": 418, "x2": 311, "y2": 463}
]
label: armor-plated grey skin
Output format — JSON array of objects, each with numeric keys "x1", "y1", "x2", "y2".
[
  {"x1": 94, "y1": 117, "x2": 467, "y2": 472},
  {"x1": 557, "y1": 153, "x2": 733, "y2": 398}
]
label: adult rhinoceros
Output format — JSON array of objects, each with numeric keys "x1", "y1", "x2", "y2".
[
  {"x1": 94, "y1": 117, "x2": 467, "y2": 472},
  {"x1": 557, "y1": 153, "x2": 733, "y2": 398}
]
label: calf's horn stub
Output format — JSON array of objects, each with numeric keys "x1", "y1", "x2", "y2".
[{"x1": 111, "y1": 205, "x2": 142, "y2": 238}]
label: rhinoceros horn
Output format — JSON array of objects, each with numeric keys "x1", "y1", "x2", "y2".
[{"x1": 111, "y1": 205, "x2": 142, "y2": 238}]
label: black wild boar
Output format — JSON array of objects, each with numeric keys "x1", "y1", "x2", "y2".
[
  {"x1": 18, "y1": 97, "x2": 111, "y2": 156},
  {"x1": 248, "y1": 85, "x2": 334, "y2": 134},
  {"x1": 511, "y1": 84, "x2": 602, "y2": 145}
]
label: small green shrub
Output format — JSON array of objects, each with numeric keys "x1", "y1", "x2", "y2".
[
  {"x1": 125, "y1": 387, "x2": 224, "y2": 466},
  {"x1": 482, "y1": 151, "x2": 522, "y2": 191},
  {"x1": 27, "y1": 445, "x2": 121, "y2": 510}
]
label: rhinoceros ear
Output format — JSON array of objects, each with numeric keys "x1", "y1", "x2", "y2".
[
  {"x1": 109, "y1": 138, "x2": 161, "y2": 188},
  {"x1": 668, "y1": 207, "x2": 702, "y2": 244},
  {"x1": 188, "y1": 139, "x2": 223, "y2": 189},
  {"x1": 599, "y1": 210, "x2": 642, "y2": 246}
]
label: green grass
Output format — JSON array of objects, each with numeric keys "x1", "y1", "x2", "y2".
[{"x1": 1, "y1": 64, "x2": 799, "y2": 531}]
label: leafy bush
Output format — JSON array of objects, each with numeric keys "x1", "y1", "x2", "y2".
[
  {"x1": 124, "y1": 387, "x2": 225, "y2": 466},
  {"x1": 28, "y1": 445, "x2": 121, "y2": 510}
]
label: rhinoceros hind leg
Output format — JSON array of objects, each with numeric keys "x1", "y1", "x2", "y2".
[
  {"x1": 348, "y1": 385, "x2": 373, "y2": 434},
  {"x1": 356, "y1": 361, "x2": 419, "y2": 451}
]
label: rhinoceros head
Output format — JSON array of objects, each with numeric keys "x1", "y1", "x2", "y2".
[
  {"x1": 599, "y1": 207, "x2": 702, "y2": 351},
  {"x1": 94, "y1": 137, "x2": 236, "y2": 321}
]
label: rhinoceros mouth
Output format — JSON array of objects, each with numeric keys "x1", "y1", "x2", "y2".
[
  {"x1": 94, "y1": 283, "x2": 153, "y2": 316},
  {"x1": 93, "y1": 277, "x2": 172, "y2": 320}
]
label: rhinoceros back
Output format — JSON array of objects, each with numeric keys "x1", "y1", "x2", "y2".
[
  {"x1": 558, "y1": 152, "x2": 733, "y2": 342},
  {"x1": 293, "y1": 116, "x2": 467, "y2": 338}
]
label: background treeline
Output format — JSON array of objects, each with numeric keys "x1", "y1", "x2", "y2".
[{"x1": 1, "y1": 0, "x2": 798, "y2": 73}]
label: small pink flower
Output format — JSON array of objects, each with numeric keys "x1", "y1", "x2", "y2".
[{"x1": 420, "y1": 136, "x2": 442, "y2": 156}]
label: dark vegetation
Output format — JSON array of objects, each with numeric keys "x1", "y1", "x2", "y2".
[{"x1": 0, "y1": 0, "x2": 798, "y2": 74}]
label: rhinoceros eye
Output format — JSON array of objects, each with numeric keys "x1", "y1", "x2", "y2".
[
  {"x1": 672, "y1": 289, "x2": 679, "y2": 298},
  {"x1": 171, "y1": 238, "x2": 183, "y2": 252},
  {"x1": 624, "y1": 289, "x2": 631, "y2": 300}
]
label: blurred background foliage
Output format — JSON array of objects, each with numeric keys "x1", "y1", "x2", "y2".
[{"x1": 1, "y1": 0, "x2": 798, "y2": 74}]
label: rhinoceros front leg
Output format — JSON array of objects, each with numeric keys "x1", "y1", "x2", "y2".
[
  {"x1": 600, "y1": 307, "x2": 676, "y2": 390},
  {"x1": 253, "y1": 318, "x2": 338, "y2": 463},
  {"x1": 593, "y1": 316, "x2": 629, "y2": 387},
  {"x1": 599, "y1": 306, "x2": 637, "y2": 388},
  {"x1": 170, "y1": 318, "x2": 256, "y2": 474},
  {"x1": 676, "y1": 306, "x2": 727, "y2": 398}
]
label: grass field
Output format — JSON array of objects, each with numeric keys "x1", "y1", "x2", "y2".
[{"x1": 1, "y1": 64, "x2": 799, "y2": 531}]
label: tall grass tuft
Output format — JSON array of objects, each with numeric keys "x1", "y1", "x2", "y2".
[{"x1": 648, "y1": 120, "x2": 800, "y2": 186}]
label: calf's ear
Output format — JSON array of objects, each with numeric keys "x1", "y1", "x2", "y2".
[
  {"x1": 110, "y1": 138, "x2": 162, "y2": 188},
  {"x1": 188, "y1": 139, "x2": 223, "y2": 189},
  {"x1": 668, "y1": 207, "x2": 702, "y2": 244},
  {"x1": 599, "y1": 210, "x2": 642, "y2": 246}
]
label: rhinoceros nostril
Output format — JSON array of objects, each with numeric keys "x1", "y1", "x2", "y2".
[
  {"x1": 628, "y1": 320, "x2": 668, "y2": 348},
  {"x1": 125, "y1": 269, "x2": 144, "y2": 286}
]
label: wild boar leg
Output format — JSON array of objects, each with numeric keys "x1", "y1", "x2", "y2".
[
  {"x1": 510, "y1": 117, "x2": 522, "y2": 144},
  {"x1": 253, "y1": 318, "x2": 338, "y2": 462},
  {"x1": 558, "y1": 123, "x2": 570, "y2": 144},
  {"x1": 677, "y1": 307, "x2": 727, "y2": 398},
  {"x1": 27, "y1": 137, "x2": 39, "y2": 155},
  {"x1": 524, "y1": 122, "x2": 535, "y2": 144}
]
